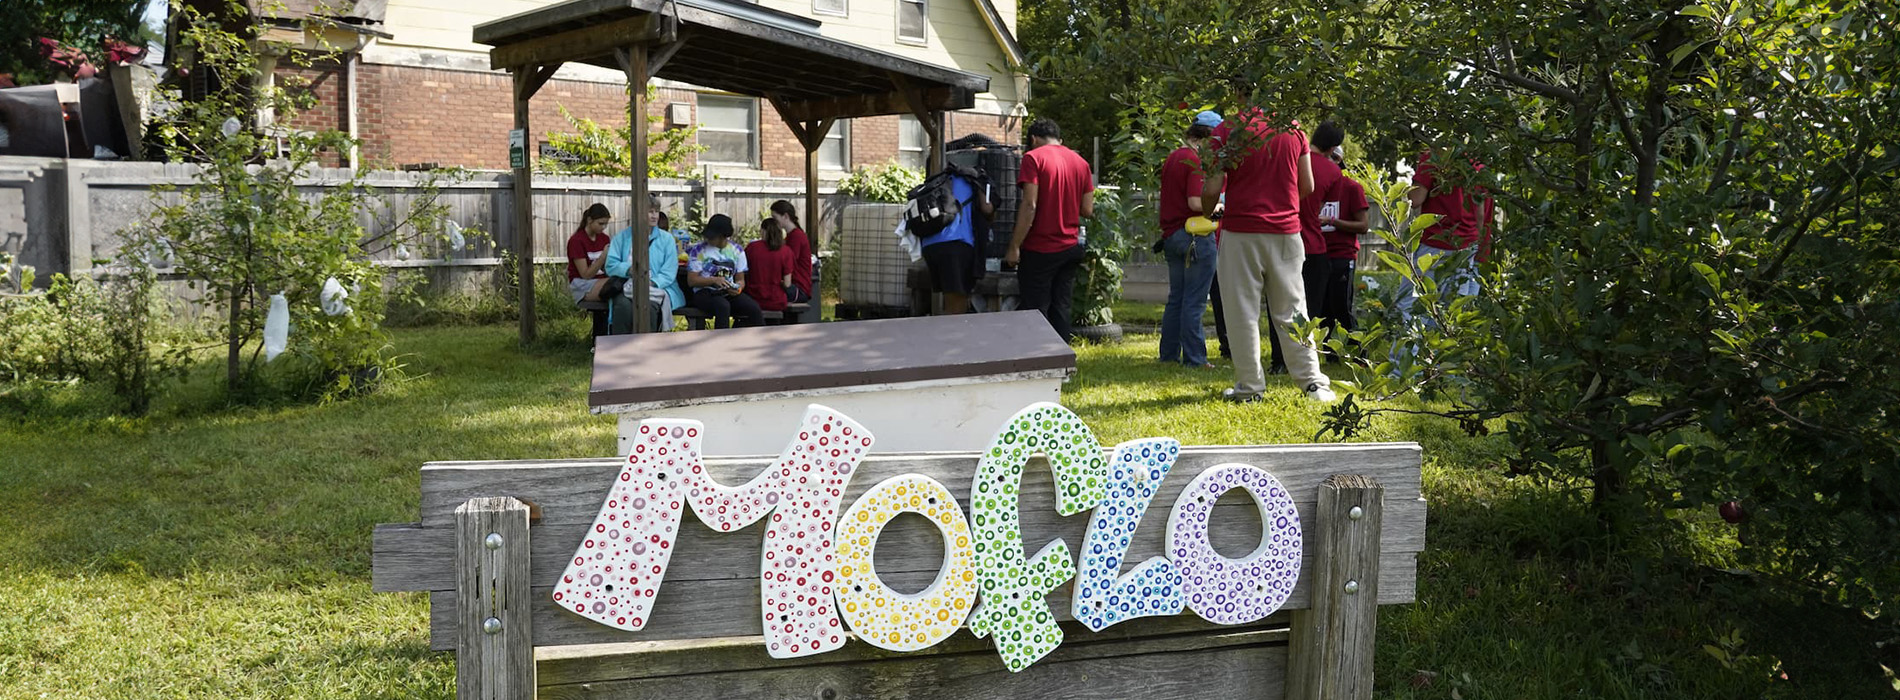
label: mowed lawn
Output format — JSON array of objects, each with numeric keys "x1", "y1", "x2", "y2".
[{"x1": 0, "y1": 321, "x2": 1889, "y2": 698}]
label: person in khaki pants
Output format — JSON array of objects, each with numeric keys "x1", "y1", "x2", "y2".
[{"x1": 1200, "y1": 109, "x2": 1335, "y2": 403}]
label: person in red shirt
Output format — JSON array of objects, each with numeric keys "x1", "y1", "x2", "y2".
[
  {"x1": 565, "y1": 202, "x2": 613, "y2": 304},
  {"x1": 1157, "y1": 110, "x2": 1222, "y2": 368},
  {"x1": 744, "y1": 218, "x2": 795, "y2": 318},
  {"x1": 1202, "y1": 108, "x2": 1334, "y2": 403},
  {"x1": 1318, "y1": 146, "x2": 1371, "y2": 359},
  {"x1": 1396, "y1": 151, "x2": 1494, "y2": 323},
  {"x1": 1007, "y1": 118, "x2": 1095, "y2": 342},
  {"x1": 768, "y1": 200, "x2": 814, "y2": 305}
]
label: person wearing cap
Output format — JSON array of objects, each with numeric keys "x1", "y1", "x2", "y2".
[
  {"x1": 1007, "y1": 117, "x2": 1095, "y2": 342},
  {"x1": 1156, "y1": 110, "x2": 1224, "y2": 368},
  {"x1": 605, "y1": 194, "x2": 685, "y2": 332},
  {"x1": 685, "y1": 214, "x2": 763, "y2": 329},
  {"x1": 1202, "y1": 108, "x2": 1335, "y2": 404}
]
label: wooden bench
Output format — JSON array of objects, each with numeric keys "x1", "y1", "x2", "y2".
[
  {"x1": 372, "y1": 435, "x2": 1424, "y2": 699},
  {"x1": 679, "y1": 302, "x2": 811, "y2": 330},
  {"x1": 576, "y1": 299, "x2": 609, "y2": 339}
]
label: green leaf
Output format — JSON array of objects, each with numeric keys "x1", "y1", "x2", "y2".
[
  {"x1": 1691, "y1": 262, "x2": 1721, "y2": 293},
  {"x1": 1409, "y1": 213, "x2": 1442, "y2": 235},
  {"x1": 1679, "y1": 5, "x2": 1716, "y2": 18}
]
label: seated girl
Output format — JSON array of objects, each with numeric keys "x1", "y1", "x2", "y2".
[
  {"x1": 684, "y1": 214, "x2": 763, "y2": 329},
  {"x1": 743, "y1": 218, "x2": 795, "y2": 319},
  {"x1": 565, "y1": 203, "x2": 612, "y2": 303}
]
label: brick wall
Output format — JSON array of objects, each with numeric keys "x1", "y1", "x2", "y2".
[{"x1": 270, "y1": 61, "x2": 1020, "y2": 174}]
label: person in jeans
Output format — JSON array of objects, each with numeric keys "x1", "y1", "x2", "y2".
[
  {"x1": 1395, "y1": 151, "x2": 1492, "y2": 324},
  {"x1": 685, "y1": 214, "x2": 763, "y2": 329},
  {"x1": 1006, "y1": 118, "x2": 1094, "y2": 342},
  {"x1": 1202, "y1": 108, "x2": 1334, "y2": 403},
  {"x1": 1157, "y1": 110, "x2": 1223, "y2": 368}
]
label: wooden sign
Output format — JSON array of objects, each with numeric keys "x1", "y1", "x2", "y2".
[{"x1": 555, "y1": 403, "x2": 1306, "y2": 671}]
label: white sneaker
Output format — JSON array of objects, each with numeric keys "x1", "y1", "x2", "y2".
[{"x1": 1306, "y1": 383, "x2": 1337, "y2": 403}]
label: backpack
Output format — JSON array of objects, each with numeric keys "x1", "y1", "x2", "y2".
[{"x1": 902, "y1": 165, "x2": 987, "y2": 239}]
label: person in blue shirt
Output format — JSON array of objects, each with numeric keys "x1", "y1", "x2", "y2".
[
  {"x1": 605, "y1": 195, "x2": 686, "y2": 332},
  {"x1": 917, "y1": 164, "x2": 993, "y2": 314}
]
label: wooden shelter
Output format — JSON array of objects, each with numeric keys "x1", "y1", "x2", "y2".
[{"x1": 473, "y1": 0, "x2": 992, "y2": 341}]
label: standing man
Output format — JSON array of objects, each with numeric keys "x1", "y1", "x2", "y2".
[
  {"x1": 1007, "y1": 118, "x2": 1094, "y2": 342},
  {"x1": 1395, "y1": 151, "x2": 1493, "y2": 324},
  {"x1": 1202, "y1": 109, "x2": 1335, "y2": 403},
  {"x1": 1292, "y1": 121, "x2": 1350, "y2": 361},
  {"x1": 918, "y1": 164, "x2": 993, "y2": 315},
  {"x1": 1318, "y1": 145, "x2": 1371, "y2": 358},
  {"x1": 1156, "y1": 110, "x2": 1222, "y2": 368}
]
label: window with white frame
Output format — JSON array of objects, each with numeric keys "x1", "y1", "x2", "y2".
[
  {"x1": 896, "y1": 0, "x2": 927, "y2": 45},
  {"x1": 814, "y1": 0, "x2": 846, "y2": 16},
  {"x1": 819, "y1": 121, "x2": 850, "y2": 170},
  {"x1": 898, "y1": 115, "x2": 928, "y2": 169},
  {"x1": 697, "y1": 95, "x2": 758, "y2": 166}
]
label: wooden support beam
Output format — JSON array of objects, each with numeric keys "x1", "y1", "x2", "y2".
[
  {"x1": 510, "y1": 67, "x2": 537, "y2": 344},
  {"x1": 518, "y1": 63, "x2": 561, "y2": 101},
  {"x1": 625, "y1": 44, "x2": 653, "y2": 333},
  {"x1": 765, "y1": 94, "x2": 812, "y2": 148},
  {"x1": 773, "y1": 87, "x2": 970, "y2": 123},
  {"x1": 490, "y1": 14, "x2": 662, "y2": 70},
  {"x1": 1287, "y1": 475, "x2": 1384, "y2": 700},
  {"x1": 926, "y1": 111, "x2": 945, "y2": 175},
  {"x1": 455, "y1": 497, "x2": 533, "y2": 700},
  {"x1": 648, "y1": 38, "x2": 687, "y2": 74}
]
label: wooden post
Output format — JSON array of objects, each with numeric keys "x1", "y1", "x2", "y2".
[
  {"x1": 455, "y1": 496, "x2": 534, "y2": 700},
  {"x1": 926, "y1": 110, "x2": 945, "y2": 176},
  {"x1": 804, "y1": 124, "x2": 820, "y2": 252},
  {"x1": 1287, "y1": 474, "x2": 1383, "y2": 700},
  {"x1": 511, "y1": 69, "x2": 537, "y2": 345},
  {"x1": 624, "y1": 45, "x2": 653, "y2": 333}
]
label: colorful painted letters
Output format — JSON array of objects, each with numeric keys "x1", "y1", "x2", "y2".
[
  {"x1": 552, "y1": 405, "x2": 871, "y2": 658},
  {"x1": 558, "y1": 403, "x2": 1311, "y2": 670},
  {"x1": 965, "y1": 403, "x2": 1109, "y2": 672},
  {"x1": 1165, "y1": 464, "x2": 1304, "y2": 625},
  {"x1": 834, "y1": 474, "x2": 978, "y2": 651},
  {"x1": 1071, "y1": 438, "x2": 1186, "y2": 631}
]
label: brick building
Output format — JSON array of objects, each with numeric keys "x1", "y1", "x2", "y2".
[{"x1": 212, "y1": 0, "x2": 1026, "y2": 176}]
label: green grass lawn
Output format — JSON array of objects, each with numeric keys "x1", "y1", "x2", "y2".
[{"x1": 0, "y1": 319, "x2": 1890, "y2": 698}]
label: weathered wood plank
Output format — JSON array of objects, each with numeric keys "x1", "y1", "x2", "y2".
[
  {"x1": 415, "y1": 445, "x2": 1424, "y2": 527},
  {"x1": 538, "y1": 627, "x2": 1287, "y2": 700},
  {"x1": 456, "y1": 497, "x2": 535, "y2": 700},
  {"x1": 536, "y1": 613, "x2": 1283, "y2": 685},
  {"x1": 1288, "y1": 475, "x2": 1383, "y2": 700},
  {"x1": 427, "y1": 553, "x2": 1416, "y2": 651},
  {"x1": 373, "y1": 497, "x2": 1425, "y2": 593}
]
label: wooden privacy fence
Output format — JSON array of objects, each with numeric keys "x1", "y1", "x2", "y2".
[{"x1": 373, "y1": 440, "x2": 1424, "y2": 699}]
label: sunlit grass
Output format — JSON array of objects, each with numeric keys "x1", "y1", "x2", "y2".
[{"x1": 0, "y1": 321, "x2": 1886, "y2": 698}]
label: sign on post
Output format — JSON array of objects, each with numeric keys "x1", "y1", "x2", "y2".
[{"x1": 508, "y1": 129, "x2": 526, "y2": 169}]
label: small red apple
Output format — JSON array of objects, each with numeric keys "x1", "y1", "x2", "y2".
[
  {"x1": 1175, "y1": 101, "x2": 1190, "y2": 111},
  {"x1": 1719, "y1": 500, "x2": 1747, "y2": 524}
]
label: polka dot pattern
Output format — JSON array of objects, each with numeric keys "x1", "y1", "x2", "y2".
[
  {"x1": 551, "y1": 405, "x2": 873, "y2": 659},
  {"x1": 1164, "y1": 464, "x2": 1303, "y2": 625},
  {"x1": 1071, "y1": 438, "x2": 1186, "y2": 631},
  {"x1": 966, "y1": 402, "x2": 1109, "y2": 672},
  {"x1": 833, "y1": 474, "x2": 978, "y2": 652}
]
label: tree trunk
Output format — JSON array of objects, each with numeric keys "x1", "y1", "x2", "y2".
[
  {"x1": 1590, "y1": 438, "x2": 1626, "y2": 536},
  {"x1": 225, "y1": 287, "x2": 243, "y2": 394}
]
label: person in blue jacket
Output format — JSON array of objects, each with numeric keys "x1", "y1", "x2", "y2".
[{"x1": 606, "y1": 195, "x2": 686, "y2": 332}]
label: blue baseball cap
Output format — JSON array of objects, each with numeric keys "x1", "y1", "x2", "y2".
[{"x1": 1193, "y1": 110, "x2": 1223, "y2": 128}]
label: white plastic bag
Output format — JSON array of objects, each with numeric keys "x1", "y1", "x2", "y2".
[
  {"x1": 320, "y1": 277, "x2": 351, "y2": 316},
  {"x1": 263, "y1": 293, "x2": 289, "y2": 362},
  {"x1": 220, "y1": 117, "x2": 243, "y2": 138},
  {"x1": 394, "y1": 243, "x2": 411, "y2": 261},
  {"x1": 445, "y1": 219, "x2": 466, "y2": 251},
  {"x1": 891, "y1": 219, "x2": 922, "y2": 263}
]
